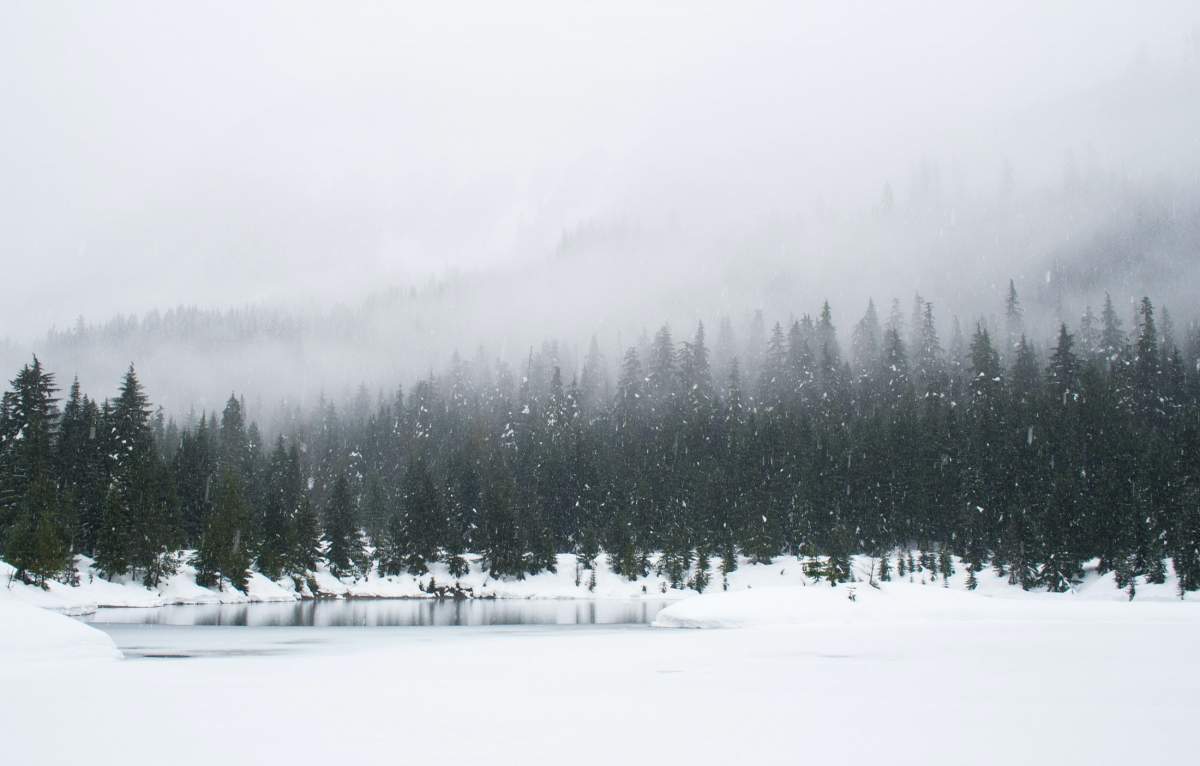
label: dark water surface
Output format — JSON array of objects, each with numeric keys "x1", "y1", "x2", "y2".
[
  {"x1": 81, "y1": 599, "x2": 675, "y2": 660},
  {"x1": 83, "y1": 598, "x2": 672, "y2": 627}
]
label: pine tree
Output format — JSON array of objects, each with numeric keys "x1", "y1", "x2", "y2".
[
  {"x1": 374, "y1": 509, "x2": 407, "y2": 577},
  {"x1": 1004, "y1": 279, "x2": 1024, "y2": 359},
  {"x1": 851, "y1": 299, "x2": 882, "y2": 384},
  {"x1": 128, "y1": 455, "x2": 181, "y2": 587},
  {"x1": 290, "y1": 495, "x2": 324, "y2": 574},
  {"x1": 785, "y1": 320, "x2": 815, "y2": 408},
  {"x1": 54, "y1": 377, "x2": 91, "y2": 552},
  {"x1": 399, "y1": 456, "x2": 443, "y2": 574},
  {"x1": 690, "y1": 548, "x2": 711, "y2": 593},
  {"x1": 218, "y1": 394, "x2": 252, "y2": 479},
  {"x1": 578, "y1": 335, "x2": 609, "y2": 417},
  {"x1": 1132, "y1": 297, "x2": 1161, "y2": 421},
  {"x1": 816, "y1": 301, "x2": 843, "y2": 390},
  {"x1": 257, "y1": 436, "x2": 294, "y2": 579},
  {"x1": 3, "y1": 477, "x2": 72, "y2": 586},
  {"x1": 95, "y1": 365, "x2": 173, "y2": 580},
  {"x1": 0, "y1": 358, "x2": 72, "y2": 584},
  {"x1": 759, "y1": 322, "x2": 788, "y2": 409},
  {"x1": 719, "y1": 543, "x2": 738, "y2": 587},
  {"x1": 1047, "y1": 324, "x2": 1079, "y2": 403},
  {"x1": 325, "y1": 474, "x2": 366, "y2": 578},
  {"x1": 94, "y1": 486, "x2": 131, "y2": 579},
  {"x1": 1079, "y1": 305, "x2": 1102, "y2": 360},
  {"x1": 880, "y1": 327, "x2": 910, "y2": 403},
  {"x1": 1100, "y1": 292, "x2": 1124, "y2": 364},
  {"x1": 479, "y1": 450, "x2": 525, "y2": 578},
  {"x1": 1010, "y1": 336, "x2": 1040, "y2": 406},
  {"x1": 913, "y1": 301, "x2": 945, "y2": 394},
  {"x1": 193, "y1": 469, "x2": 251, "y2": 591},
  {"x1": 938, "y1": 547, "x2": 954, "y2": 582},
  {"x1": 175, "y1": 414, "x2": 215, "y2": 546}
]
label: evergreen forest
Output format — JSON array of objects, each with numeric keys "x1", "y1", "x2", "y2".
[{"x1": 3, "y1": 285, "x2": 1199, "y2": 599}]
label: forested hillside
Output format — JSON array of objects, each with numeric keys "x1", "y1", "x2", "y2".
[{"x1": 2, "y1": 285, "x2": 1198, "y2": 598}]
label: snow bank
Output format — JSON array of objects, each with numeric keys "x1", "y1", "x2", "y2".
[
  {"x1": 649, "y1": 580, "x2": 1012, "y2": 628},
  {"x1": 654, "y1": 582, "x2": 867, "y2": 628},
  {"x1": 0, "y1": 556, "x2": 300, "y2": 614},
  {"x1": 656, "y1": 582, "x2": 1029, "y2": 629},
  {"x1": 653, "y1": 572, "x2": 1200, "y2": 630},
  {"x1": 0, "y1": 589, "x2": 121, "y2": 662}
]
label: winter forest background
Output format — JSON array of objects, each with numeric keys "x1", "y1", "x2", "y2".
[{"x1": 3, "y1": 280, "x2": 1199, "y2": 600}]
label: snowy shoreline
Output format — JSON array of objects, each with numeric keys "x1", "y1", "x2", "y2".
[
  {"x1": 3, "y1": 551, "x2": 698, "y2": 615},
  {"x1": 6, "y1": 549, "x2": 1194, "y2": 618}
]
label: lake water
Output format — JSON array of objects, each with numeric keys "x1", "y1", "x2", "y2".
[
  {"x1": 81, "y1": 598, "x2": 676, "y2": 660},
  {"x1": 82, "y1": 598, "x2": 673, "y2": 628}
]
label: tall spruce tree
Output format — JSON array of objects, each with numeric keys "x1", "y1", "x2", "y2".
[
  {"x1": 193, "y1": 468, "x2": 252, "y2": 591},
  {"x1": 325, "y1": 474, "x2": 366, "y2": 578},
  {"x1": 0, "y1": 358, "x2": 73, "y2": 584}
]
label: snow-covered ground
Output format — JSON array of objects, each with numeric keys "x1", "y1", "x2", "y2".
[
  {"x1": 0, "y1": 555, "x2": 299, "y2": 614},
  {"x1": 652, "y1": 574, "x2": 1198, "y2": 629},
  {"x1": 3, "y1": 572, "x2": 1199, "y2": 765},
  {"x1": 4, "y1": 553, "x2": 1199, "y2": 764},
  {"x1": 3, "y1": 550, "x2": 1193, "y2": 616},
  {"x1": 0, "y1": 592, "x2": 121, "y2": 663}
]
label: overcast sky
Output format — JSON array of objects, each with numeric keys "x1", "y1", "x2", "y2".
[{"x1": 2, "y1": 1, "x2": 1198, "y2": 342}]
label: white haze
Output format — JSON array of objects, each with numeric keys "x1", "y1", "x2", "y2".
[{"x1": 1, "y1": 1, "x2": 1199, "y2": 414}]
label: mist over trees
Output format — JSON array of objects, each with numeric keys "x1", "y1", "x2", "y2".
[
  {"x1": 6, "y1": 3, "x2": 1200, "y2": 351},
  {"x1": 8, "y1": 164, "x2": 1199, "y2": 418},
  {"x1": 3, "y1": 284, "x2": 1198, "y2": 598}
]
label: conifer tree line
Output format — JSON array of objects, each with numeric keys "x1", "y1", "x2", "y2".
[{"x1": 2, "y1": 284, "x2": 1199, "y2": 598}]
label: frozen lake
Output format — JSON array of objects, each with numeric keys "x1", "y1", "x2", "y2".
[
  {"x1": 79, "y1": 598, "x2": 673, "y2": 659},
  {"x1": 11, "y1": 585, "x2": 1199, "y2": 764},
  {"x1": 81, "y1": 597, "x2": 672, "y2": 627}
]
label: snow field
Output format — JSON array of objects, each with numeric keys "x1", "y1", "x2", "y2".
[
  {"x1": 2, "y1": 551, "x2": 1199, "y2": 764},
  {"x1": 2, "y1": 596, "x2": 1198, "y2": 765}
]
